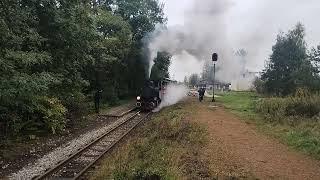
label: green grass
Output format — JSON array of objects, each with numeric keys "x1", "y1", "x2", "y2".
[
  {"x1": 215, "y1": 91, "x2": 260, "y2": 123},
  {"x1": 91, "y1": 102, "x2": 210, "y2": 180},
  {"x1": 216, "y1": 91, "x2": 320, "y2": 160},
  {"x1": 216, "y1": 91, "x2": 257, "y2": 113}
]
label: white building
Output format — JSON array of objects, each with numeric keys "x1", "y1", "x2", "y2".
[{"x1": 231, "y1": 70, "x2": 259, "y2": 91}]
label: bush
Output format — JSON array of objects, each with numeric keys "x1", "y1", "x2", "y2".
[
  {"x1": 253, "y1": 77, "x2": 266, "y2": 94},
  {"x1": 255, "y1": 97, "x2": 288, "y2": 122},
  {"x1": 62, "y1": 92, "x2": 89, "y2": 119},
  {"x1": 102, "y1": 86, "x2": 119, "y2": 106},
  {"x1": 286, "y1": 89, "x2": 320, "y2": 118},
  {"x1": 36, "y1": 97, "x2": 67, "y2": 134},
  {"x1": 0, "y1": 96, "x2": 66, "y2": 136},
  {"x1": 255, "y1": 89, "x2": 320, "y2": 123}
]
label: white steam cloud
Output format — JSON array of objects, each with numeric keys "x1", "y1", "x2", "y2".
[
  {"x1": 148, "y1": 0, "x2": 320, "y2": 90},
  {"x1": 153, "y1": 84, "x2": 188, "y2": 112},
  {"x1": 147, "y1": 0, "x2": 250, "y2": 88}
]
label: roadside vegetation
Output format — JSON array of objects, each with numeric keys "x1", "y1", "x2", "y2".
[
  {"x1": 255, "y1": 23, "x2": 320, "y2": 96},
  {"x1": 0, "y1": 0, "x2": 171, "y2": 139},
  {"x1": 217, "y1": 91, "x2": 320, "y2": 159},
  {"x1": 215, "y1": 23, "x2": 320, "y2": 159},
  {"x1": 91, "y1": 102, "x2": 212, "y2": 179},
  {"x1": 186, "y1": 24, "x2": 320, "y2": 161}
]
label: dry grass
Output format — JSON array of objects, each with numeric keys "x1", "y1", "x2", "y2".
[{"x1": 91, "y1": 101, "x2": 211, "y2": 180}]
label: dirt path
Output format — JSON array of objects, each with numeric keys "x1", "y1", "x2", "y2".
[{"x1": 189, "y1": 99, "x2": 320, "y2": 180}]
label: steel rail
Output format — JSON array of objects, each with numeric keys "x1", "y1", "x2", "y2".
[
  {"x1": 34, "y1": 111, "x2": 142, "y2": 180},
  {"x1": 73, "y1": 112, "x2": 151, "y2": 180}
]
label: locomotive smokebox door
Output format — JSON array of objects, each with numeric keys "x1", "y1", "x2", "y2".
[{"x1": 212, "y1": 53, "x2": 218, "y2": 62}]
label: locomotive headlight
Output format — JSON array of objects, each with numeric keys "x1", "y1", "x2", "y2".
[{"x1": 137, "y1": 96, "x2": 141, "y2": 101}]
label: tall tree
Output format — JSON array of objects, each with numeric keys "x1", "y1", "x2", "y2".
[
  {"x1": 189, "y1": 74, "x2": 200, "y2": 87},
  {"x1": 261, "y1": 23, "x2": 316, "y2": 96},
  {"x1": 103, "y1": 0, "x2": 166, "y2": 93},
  {"x1": 112, "y1": 0, "x2": 166, "y2": 41},
  {"x1": 0, "y1": 0, "x2": 66, "y2": 134},
  {"x1": 150, "y1": 51, "x2": 171, "y2": 80},
  {"x1": 310, "y1": 45, "x2": 320, "y2": 73},
  {"x1": 0, "y1": 0, "x2": 166, "y2": 136},
  {"x1": 202, "y1": 61, "x2": 214, "y2": 83},
  {"x1": 88, "y1": 9, "x2": 132, "y2": 102},
  {"x1": 235, "y1": 49, "x2": 248, "y2": 76},
  {"x1": 202, "y1": 60, "x2": 221, "y2": 84},
  {"x1": 308, "y1": 45, "x2": 320, "y2": 89}
]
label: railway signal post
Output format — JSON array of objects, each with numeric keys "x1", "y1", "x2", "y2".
[{"x1": 212, "y1": 53, "x2": 218, "y2": 102}]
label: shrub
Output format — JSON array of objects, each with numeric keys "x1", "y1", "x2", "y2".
[
  {"x1": 253, "y1": 77, "x2": 266, "y2": 94},
  {"x1": 102, "y1": 86, "x2": 119, "y2": 106},
  {"x1": 36, "y1": 97, "x2": 67, "y2": 134},
  {"x1": 62, "y1": 92, "x2": 89, "y2": 119},
  {"x1": 286, "y1": 89, "x2": 320, "y2": 118},
  {"x1": 0, "y1": 96, "x2": 66, "y2": 136},
  {"x1": 255, "y1": 88, "x2": 320, "y2": 123},
  {"x1": 255, "y1": 98, "x2": 288, "y2": 122}
]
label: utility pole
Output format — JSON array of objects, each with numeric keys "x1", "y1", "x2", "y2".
[{"x1": 212, "y1": 53, "x2": 218, "y2": 102}]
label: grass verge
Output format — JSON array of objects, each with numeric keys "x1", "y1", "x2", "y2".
[
  {"x1": 91, "y1": 102, "x2": 211, "y2": 180},
  {"x1": 216, "y1": 91, "x2": 320, "y2": 160}
]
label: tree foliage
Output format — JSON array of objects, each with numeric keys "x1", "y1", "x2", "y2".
[
  {"x1": 261, "y1": 23, "x2": 320, "y2": 96},
  {"x1": 150, "y1": 51, "x2": 171, "y2": 80},
  {"x1": 189, "y1": 74, "x2": 200, "y2": 87},
  {"x1": 202, "y1": 61, "x2": 214, "y2": 84},
  {"x1": 201, "y1": 60, "x2": 221, "y2": 85},
  {"x1": 0, "y1": 0, "x2": 165, "y2": 136},
  {"x1": 310, "y1": 45, "x2": 320, "y2": 73}
]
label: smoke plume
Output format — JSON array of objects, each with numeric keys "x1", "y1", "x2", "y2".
[
  {"x1": 153, "y1": 84, "x2": 188, "y2": 112},
  {"x1": 148, "y1": 0, "x2": 320, "y2": 90},
  {"x1": 147, "y1": 0, "x2": 240, "y2": 84}
]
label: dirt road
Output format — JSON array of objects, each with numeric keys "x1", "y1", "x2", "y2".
[{"x1": 189, "y1": 100, "x2": 320, "y2": 180}]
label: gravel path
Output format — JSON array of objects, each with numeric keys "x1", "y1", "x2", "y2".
[
  {"x1": 8, "y1": 114, "x2": 132, "y2": 180},
  {"x1": 189, "y1": 99, "x2": 320, "y2": 179}
]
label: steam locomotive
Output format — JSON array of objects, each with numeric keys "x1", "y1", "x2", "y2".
[{"x1": 136, "y1": 78, "x2": 175, "y2": 111}]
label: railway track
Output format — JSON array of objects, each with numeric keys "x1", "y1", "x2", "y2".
[{"x1": 34, "y1": 110, "x2": 150, "y2": 180}]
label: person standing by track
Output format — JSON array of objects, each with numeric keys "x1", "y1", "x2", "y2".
[
  {"x1": 94, "y1": 90, "x2": 103, "y2": 113},
  {"x1": 198, "y1": 87, "x2": 205, "y2": 102}
]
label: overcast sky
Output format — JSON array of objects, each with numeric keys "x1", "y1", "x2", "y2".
[{"x1": 159, "y1": 0, "x2": 320, "y2": 81}]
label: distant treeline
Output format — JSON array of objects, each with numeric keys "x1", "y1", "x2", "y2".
[{"x1": 0, "y1": 0, "x2": 168, "y2": 136}]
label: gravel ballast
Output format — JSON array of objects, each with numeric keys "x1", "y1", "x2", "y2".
[{"x1": 9, "y1": 114, "x2": 131, "y2": 180}]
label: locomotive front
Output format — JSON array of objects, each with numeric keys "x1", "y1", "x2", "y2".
[
  {"x1": 136, "y1": 80, "x2": 161, "y2": 111},
  {"x1": 137, "y1": 79, "x2": 175, "y2": 111}
]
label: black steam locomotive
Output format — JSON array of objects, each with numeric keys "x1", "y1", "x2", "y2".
[{"x1": 136, "y1": 78, "x2": 175, "y2": 111}]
